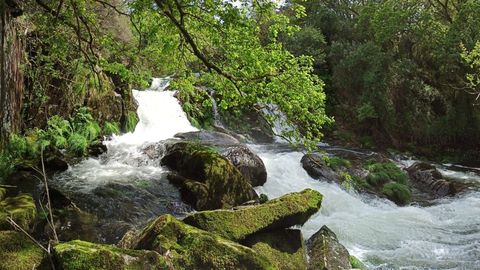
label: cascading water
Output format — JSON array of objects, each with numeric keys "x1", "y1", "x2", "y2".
[
  {"x1": 252, "y1": 146, "x2": 480, "y2": 269},
  {"x1": 51, "y1": 78, "x2": 479, "y2": 268},
  {"x1": 50, "y1": 78, "x2": 197, "y2": 242}
]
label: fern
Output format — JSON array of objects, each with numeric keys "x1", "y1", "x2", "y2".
[
  {"x1": 103, "y1": 121, "x2": 120, "y2": 135},
  {"x1": 67, "y1": 133, "x2": 89, "y2": 156}
]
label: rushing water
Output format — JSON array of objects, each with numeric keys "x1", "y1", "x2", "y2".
[{"x1": 53, "y1": 79, "x2": 480, "y2": 268}]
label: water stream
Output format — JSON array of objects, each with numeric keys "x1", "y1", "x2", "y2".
[{"x1": 52, "y1": 80, "x2": 480, "y2": 269}]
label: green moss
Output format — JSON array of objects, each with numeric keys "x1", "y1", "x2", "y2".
[
  {"x1": 183, "y1": 189, "x2": 323, "y2": 241},
  {"x1": 350, "y1": 255, "x2": 368, "y2": 270},
  {"x1": 127, "y1": 214, "x2": 275, "y2": 270},
  {"x1": 382, "y1": 182, "x2": 412, "y2": 205},
  {"x1": 323, "y1": 156, "x2": 351, "y2": 170},
  {"x1": 243, "y1": 229, "x2": 307, "y2": 270},
  {"x1": 365, "y1": 162, "x2": 408, "y2": 186},
  {"x1": 53, "y1": 240, "x2": 168, "y2": 270},
  {"x1": 0, "y1": 230, "x2": 46, "y2": 270},
  {"x1": 103, "y1": 121, "x2": 120, "y2": 135},
  {"x1": 0, "y1": 194, "x2": 37, "y2": 231}
]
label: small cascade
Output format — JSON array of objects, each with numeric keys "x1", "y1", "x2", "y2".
[{"x1": 50, "y1": 78, "x2": 197, "y2": 243}]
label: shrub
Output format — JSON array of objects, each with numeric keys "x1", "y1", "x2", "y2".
[
  {"x1": 365, "y1": 162, "x2": 407, "y2": 185},
  {"x1": 323, "y1": 156, "x2": 351, "y2": 170},
  {"x1": 67, "y1": 133, "x2": 89, "y2": 156},
  {"x1": 103, "y1": 121, "x2": 120, "y2": 135},
  {"x1": 382, "y1": 182, "x2": 411, "y2": 205}
]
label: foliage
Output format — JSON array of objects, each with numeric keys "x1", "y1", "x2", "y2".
[
  {"x1": 382, "y1": 182, "x2": 412, "y2": 205},
  {"x1": 283, "y1": 0, "x2": 480, "y2": 154},
  {"x1": 103, "y1": 122, "x2": 121, "y2": 135},
  {"x1": 365, "y1": 162, "x2": 408, "y2": 186},
  {"x1": 323, "y1": 156, "x2": 351, "y2": 170},
  {"x1": 124, "y1": 111, "x2": 139, "y2": 133}
]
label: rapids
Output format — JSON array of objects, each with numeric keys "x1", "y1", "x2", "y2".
[{"x1": 52, "y1": 79, "x2": 480, "y2": 268}]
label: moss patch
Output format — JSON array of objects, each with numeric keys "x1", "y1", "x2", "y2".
[
  {"x1": 0, "y1": 187, "x2": 6, "y2": 201},
  {"x1": 183, "y1": 189, "x2": 322, "y2": 241},
  {"x1": 0, "y1": 230, "x2": 46, "y2": 270},
  {"x1": 350, "y1": 255, "x2": 368, "y2": 270},
  {"x1": 0, "y1": 194, "x2": 37, "y2": 231},
  {"x1": 242, "y1": 229, "x2": 307, "y2": 270},
  {"x1": 53, "y1": 240, "x2": 168, "y2": 270},
  {"x1": 365, "y1": 162, "x2": 408, "y2": 186},
  {"x1": 125, "y1": 214, "x2": 275, "y2": 270}
]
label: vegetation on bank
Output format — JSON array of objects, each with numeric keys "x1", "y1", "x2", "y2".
[{"x1": 281, "y1": 0, "x2": 480, "y2": 162}]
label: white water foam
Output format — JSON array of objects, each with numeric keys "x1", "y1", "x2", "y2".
[
  {"x1": 56, "y1": 78, "x2": 197, "y2": 192},
  {"x1": 253, "y1": 146, "x2": 480, "y2": 269}
]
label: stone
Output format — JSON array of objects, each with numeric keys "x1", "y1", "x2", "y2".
[
  {"x1": 222, "y1": 145, "x2": 267, "y2": 186},
  {"x1": 0, "y1": 230, "x2": 46, "y2": 270},
  {"x1": 407, "y1": 162, "x2": 456, "y2": 197},
  {"x1": 301, "y1": 154, "x2": 340, "y2": 182},
  {"x1": 120, "y1": 214, "x2": 275, "y2": 270},
  {"x1": 242, "y1": 229, "x2": 307, "y2": 270},
  {"x1": 183, "y1": 189, "x2": 323, "y2": 241},
  {"x1": 161, "y1": 141, "x2": 257, "y2": 210},
  {"x1": 306, "y1": 226, "x2": 351, "y2": 270},
  {"x1": 53, "y1": 240, "x2": 168, "y2": 270},
  {"x1": 0, "y1": 194, "x2": 37, "y2": 231}
]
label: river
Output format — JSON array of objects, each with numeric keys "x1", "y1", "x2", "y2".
[{"x1": 51, "y1": 79, "x2": 480, "y2": 269}]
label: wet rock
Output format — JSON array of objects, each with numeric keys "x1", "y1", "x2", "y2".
[
  {"x1": 53, "y1": 240, "x2": 167, "y2": 270},
  {"x1": 0, "y1": 231, "x2": 47, "y2": 270},
  {"x1": 183, "y1": 189, "x2": 323, "y2": 241},
  {"x1": 301, "y1": 154, "x2": 340, "y2": 182},
  {"x1": 407, "y1": 162, "x2": 456, "y2": 197},
  {"x1": 218, "y1": 108, "x2": 275, "y2": 143},
  {"x1": 0, "y1": 194, "x2": 37, "y2": 231},
  {"x1": 120, "y1": 214, "x2": 274, "y2": 270},
  {"x1": 162, "y1": 141, "x2": 257, "y2": 210},
  {"x1": 222, "y1": 145, "x2": 267, "y2": 187},
  {"x1": 174, "y1": 130, "x2": 240, "y2": 146},
  {"x1": 306, "y1": 225, "x2": 351, "y2": 270},
  {"x1": 242, "y1": 229, "x2": 308, "y2": 270},
  {"x1": 350, "y1": 255, "x2": 368, "y2": 270},
  {"x1": 88, "y1": 142, "x2": 107, "y2": 157},
  {"x1": 43, "y1": 155, "x2": 69, "y2": 173}
]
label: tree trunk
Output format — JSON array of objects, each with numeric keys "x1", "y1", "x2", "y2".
[{"x1": 0, "y1": 0, "x2": 24, "y2": 146}]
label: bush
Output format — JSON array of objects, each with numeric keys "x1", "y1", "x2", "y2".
[
  {"x1": 365, "y1": 162, "x2": 407, "y2": 185},
  {"x1": 67, "y1": 133, "x2": 89, "y2": 156},
  {"x1": 103, "y1": 121, "x2": 120, "y2": 135},
  {"x1": 323, "y1": 156, "x2": 351, "y2": 170},
  {"x1": 382, "y1": 182, "x2": 411, "y2": 205}
]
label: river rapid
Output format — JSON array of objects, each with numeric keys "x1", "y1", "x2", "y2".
[{"x1": 51, "y1": 79, "x2": 480, "y2": 269}]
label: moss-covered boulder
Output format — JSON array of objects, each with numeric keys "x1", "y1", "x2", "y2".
[
  {"x1": 161, "y1": 141, "x2": 257, "y2": 210},
  {"x1": 301, "y1": 154, "x2": 340, "y2": 183},
  {"x1": 382, "y1": 182, "x2": 412, "y2": 205},
  {"x1": 53, "y1": 240, "x2": 168, "y2": 270},
  {"x1": 183, "y1": 189, "x2": 322, "y2": 241},
  {"x1": 0, "y1": 194, "x2": 37, "y2": 231},
  {"x1": 306, "y1": 226, "x2": 351, "y2": 270},
  {"x1": 121, "y1": 214, "x2": 275, "y2": 270},
  {"x1": 0, "y1": 230, "x2": 47, "y2": 270},
  {"x1": 242, "y1": 229, "x2": 307, "y2": 270}
]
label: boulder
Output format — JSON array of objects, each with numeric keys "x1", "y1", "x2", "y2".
[
  {"x1": 407, "y1": 162, "x2": 456, "y2": 197},
  {"x1": 119, "y1": 214, "x2": 275, "y2": 270},
  {"x1": 88, "y1": 142, "x2": 108, "y2": 157},
  {"x1": 222, "y1": 146, "x2": 267, "y2": 186},
  {"x1": 53, "y1": 240, "x2": 168, "y2": 270},
  {"x1": 183, "y1": 189, "x2": 323, "y2": 241},
  {"x1": 0, "y1": 230, "x2": 47, "y2": 270},
  {"x1": 161, "y1": 141, "x2": 257, "y2": 210},
  {"x1": 242, "y1": 229, "x2": 307, "y2": 270},
  {"x1": 0, "y1": 194, "x2": 37, "y2": 231},
  {"x1": 301, "y1": 154, "x2": 340, "y2": 182},
  {"x1": 306, "y1": 226, "x2": 351, "y2": 270}
]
